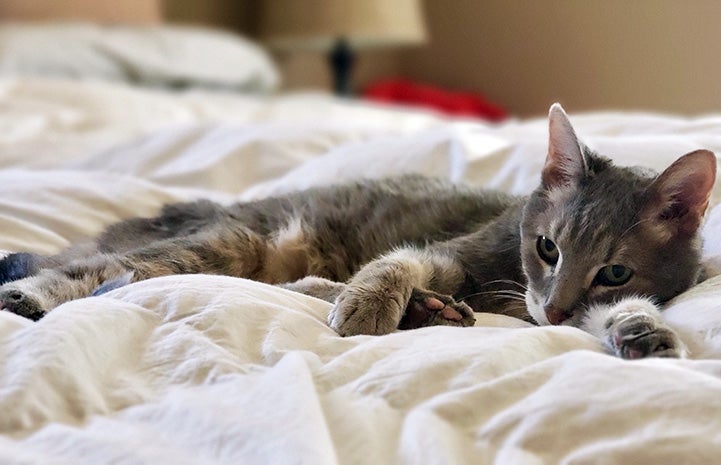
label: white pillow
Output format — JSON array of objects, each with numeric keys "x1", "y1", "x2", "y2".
[{"x1": 0, "y1": 22, "x2": 280, "y2": 93}]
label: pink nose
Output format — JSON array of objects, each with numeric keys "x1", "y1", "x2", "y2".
[{"x1": 545, "y1": 305, "x2": 572, "y2": 325}]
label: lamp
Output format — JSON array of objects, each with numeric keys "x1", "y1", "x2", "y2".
[{"x1": 260, "y1": 0, "x2": 427, "y2": 96}]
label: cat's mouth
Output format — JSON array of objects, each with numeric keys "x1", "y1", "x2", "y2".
[{"x1": 524, "y1": 291, "x2": 581, "y2": 327}]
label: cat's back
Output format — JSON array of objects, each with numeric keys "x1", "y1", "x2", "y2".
[
  {"x1": 259, "y1": 175, "x2": 520, "y2": 271},
  {"x1": 301, "y1": 174, "x2": 515, "y2": 229},
  {"x1": 237, "y1": 174, "x2": 518, "y2": 236}
]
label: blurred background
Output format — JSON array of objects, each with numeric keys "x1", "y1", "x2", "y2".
[{"x1": 2, "y1": 0, "x2": 721, "y2": 117}]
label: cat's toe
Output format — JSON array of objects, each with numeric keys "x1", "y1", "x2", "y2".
[
  {"x1": 329, "y1": 287, "x2": 406, "y2": 336},
  {"x1": 0, "y1": 288, "x2": 45, "y2": 321},
  {"x1": 399, "y1": 289, "x2": 476, "y2": 330},
  {"x1": 608, "y1": 313, "x2": 685, "y2": 359}
]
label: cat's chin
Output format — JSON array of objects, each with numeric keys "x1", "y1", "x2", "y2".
[{"x1": 525, "y1": 292, "x2": 549, "y2": 326}]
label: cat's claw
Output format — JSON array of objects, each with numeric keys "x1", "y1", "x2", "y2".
[
  {"x1": 606, "y1": 312, "x2": 686, "y2": 359},
  {"x1": 399, "y1": 289, "x2": 476, "y2": 330},
  {"x1": 0, "y1": 288, "x2": 45, "y2": 321}
]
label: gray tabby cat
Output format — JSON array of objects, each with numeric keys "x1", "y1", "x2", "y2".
[{"x1": 0, "y1": 104, "x2": 715, "y2": 360}]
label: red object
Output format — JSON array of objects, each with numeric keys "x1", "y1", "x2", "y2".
[{"x1": 363, "y1": 78, "x2": 508, "y2": 122}]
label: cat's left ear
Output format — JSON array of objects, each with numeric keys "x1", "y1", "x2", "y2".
[
  {"x1": 542, "y1": 103, "x2": 587, "y2": 189},
  {"x1": 642, "y1": 149, "x2": 717, "y2": 238}
]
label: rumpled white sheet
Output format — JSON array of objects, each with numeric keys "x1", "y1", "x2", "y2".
[{"x1": 1, "y1": 78, "x2": 721, "y2": 464}]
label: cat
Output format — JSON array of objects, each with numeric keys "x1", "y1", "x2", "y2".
[{"x1": 0, "y1": 104, "x2": 715, "y2": 360}]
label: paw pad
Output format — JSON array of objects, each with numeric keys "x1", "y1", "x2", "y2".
[
  {"x1": 399, "y1": 290, "x2": 475, "y2": 330},
  {"x1": 609, "y1": 313, "x2": 685, "y2": 359}
]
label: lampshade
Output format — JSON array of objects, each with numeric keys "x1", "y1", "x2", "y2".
[{"x1": 260, "y1": 0, "x2": 427, "y2": 51}]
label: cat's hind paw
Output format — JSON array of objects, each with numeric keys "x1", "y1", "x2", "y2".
[
  {"x1": 0, "y1": 288, "x2": 45, "y2": 321},
  {"x1": 0, "y1": 253, "x2": 39, "y2": 285},
  {"x1": 279, "y1": 276, "x2": 347, "y2": 303},
  {"x1": 399, "y1": 289, "x2": 476, "y2": 330}
]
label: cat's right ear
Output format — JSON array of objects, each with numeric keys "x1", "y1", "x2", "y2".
[{"x1": 542, "y1": 103, "x2": 586, "y2": 189}]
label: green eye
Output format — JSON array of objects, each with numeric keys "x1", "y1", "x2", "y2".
[
  {"x1": 595, "y1": 265, "x2": 632, "y2": 286},
  {"x1": 536, "y1": 236, "x2": 559, "y2": 265}
]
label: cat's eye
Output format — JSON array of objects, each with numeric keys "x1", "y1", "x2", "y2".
[
  {"x1": 595, "y1": 265, "x2": 633, "y2": 286},
  {"x1": 536, "y1": 236, "x2": 559, "y2": 265}
]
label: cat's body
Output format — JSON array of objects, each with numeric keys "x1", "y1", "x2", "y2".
[
  {"x1": 0, "y1": 104, "x2": 715, "y2": 359},
  {"x1": 2, "y1": 176, "x2": 526, "y2": 321}
]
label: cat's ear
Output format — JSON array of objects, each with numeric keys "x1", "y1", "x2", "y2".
[
  {"x1": 642, "y1": 149, "x2": 717, "y2": 239},
  {"x1": 542, "y1": 103, "x2": 587, "y2": 189}
]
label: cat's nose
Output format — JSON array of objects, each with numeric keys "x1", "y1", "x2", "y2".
[{"x1": 544, "y1": 305, "x2": 572, "y2": 325}]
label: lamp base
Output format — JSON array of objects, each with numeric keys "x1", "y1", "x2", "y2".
[{"x1": 328, "y1": 38, "x2": 355, "y2": 97}]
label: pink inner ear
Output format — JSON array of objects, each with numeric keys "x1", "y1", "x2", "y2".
[
  {"x1": 647, "y1": 149, "x2": 716, "y2": 235},
  {"x1": 541, "y1": 161, "x2": 574, "y2": 189}
]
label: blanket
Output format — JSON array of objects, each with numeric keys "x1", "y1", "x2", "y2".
[{"x1": 1, "y1": 78, "x2": 721, "y2": 464}]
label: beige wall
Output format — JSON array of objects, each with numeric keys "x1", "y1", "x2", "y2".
[
  {"x1": 164, "y1": 0, "x2": 258, "y2": 33},
  {"x1": 263, "y1": 0, "x2": 721, "y2": 116},
  {"x1": 0, "y1": 0, "x2": 162, "y2": 23},
  {"x1": 398, "y1": 0, "x2": 721, "y2": 116},
  {"x1": 10, "y1": 0, "x2": 721, "y2": 116}
]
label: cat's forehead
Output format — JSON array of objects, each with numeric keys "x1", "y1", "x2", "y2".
[
  {"x1": 553, "y1": 163, "x2": 651, "y2": 208},
  {"x1": 550, "y1": 206, "x2": 626, "y2": 261},
  {"x1": 535, "y1": 165, "x2": 653, "y2": 253},
  {"x1": 626, "y1": 165, "x2": 658, "y2": 178}
]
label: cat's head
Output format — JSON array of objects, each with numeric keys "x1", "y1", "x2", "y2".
[{"x1": 521, "y1": 104, "x2": 717, "y2": 326}]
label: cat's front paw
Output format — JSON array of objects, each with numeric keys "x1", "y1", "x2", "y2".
[
  {"x1": 399, "y1": 289, "x2": 476, "y2": 330},
  {"x1": 329, "y1": 286, "x2": 475, "y2": 336},
  {"x1": 329, "y1": 283, "x2": 409, "y2": 336},
  {"x1": 607, "y1": 312, "x2": 686, "y2": 359},
  {"x1": 0, "y1": 287, "x2": 45, "y2": 321}
]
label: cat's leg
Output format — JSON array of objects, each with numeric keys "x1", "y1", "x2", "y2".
[
  {"x1": 582, "y1": 297, "x2": 687, "y2": 359},
  {"x1": 0, "y1": 226, "x2": 268, "y2": 320},
  {"x1": 328, "y1": 247, "x2": 475, "y2": 336},
  {"x1": 0, "y1": 255, "x2": 131, "y2": 320},
  {"x1": 284, "y1": 274, "x2": 473, "y2": 331},
  {"x1": 0, "y1": 242, "x2": 104, "y2": 286},
  {"x1": 279, "y1": 276, "x2": 348, "y2": 303}
]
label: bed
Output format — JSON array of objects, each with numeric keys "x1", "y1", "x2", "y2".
[{"x1": 2, "y1": 22, "x2": 721, "y2": 465}]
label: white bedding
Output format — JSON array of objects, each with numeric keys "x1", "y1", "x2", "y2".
[{"x1": 1, "y1": 78, "x2": 721, "y2": 464}]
